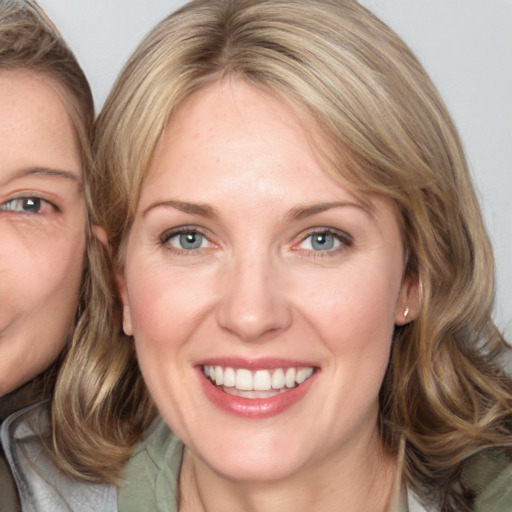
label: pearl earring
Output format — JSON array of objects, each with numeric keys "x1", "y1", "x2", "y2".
[{"x1": 404, "y1": 306, "x2": 409, "y2": 318}]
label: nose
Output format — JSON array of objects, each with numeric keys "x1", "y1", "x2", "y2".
[{"x1": 216, "y1": 253, "x2": 292, "y2": 342}]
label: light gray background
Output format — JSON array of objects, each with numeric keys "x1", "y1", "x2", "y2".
[{"x1": 38, "y1": 0, "x2": 512, "y2": 333}]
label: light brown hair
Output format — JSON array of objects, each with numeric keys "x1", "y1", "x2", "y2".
[{"x1": 52, "y1": 1, "x2": 512, "y2": 509}]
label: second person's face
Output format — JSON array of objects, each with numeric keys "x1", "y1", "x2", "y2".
[
  {"x1": 120, "y1": 80, "x2": 411, "y2": 483},
  {"x1": 0, "y1": 70, "x2": 85, "y2": 395}
]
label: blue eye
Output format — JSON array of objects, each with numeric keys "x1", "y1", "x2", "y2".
[
  {"x1": 298, "y1": 229, "x2": 351, "y2": 253},
  {"x1": 178, "y1": 232, "x2": 203, "y2": 250},
  {"x1": 309, "y1": 232, "x2": 337, "y2": 251},
  {"x1": 164, "y1": 230, "x2": 210, "y2": 251},
  {"x1": 0, "y1": 197, "x2": 53, "y2": 213}
]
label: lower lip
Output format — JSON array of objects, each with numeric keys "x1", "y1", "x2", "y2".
[{"x1": 198, "y1": 369, "x2": 316, "y2": 419}]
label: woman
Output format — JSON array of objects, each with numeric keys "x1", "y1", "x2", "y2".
[
  {"x1": 0, "y1": 1, "x2": 110, "y2": 510},
  {"x1": 53, "y1": 0, "x2": 512, "y2": 510}
]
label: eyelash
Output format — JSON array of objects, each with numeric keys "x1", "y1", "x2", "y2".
[{"x1": 0, "y1": 196, "x2": 59, "y2": 215}]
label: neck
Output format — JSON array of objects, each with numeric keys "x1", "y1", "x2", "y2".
[{"x1": 179, "y1": 430, "x2": 398, "y2": 512}]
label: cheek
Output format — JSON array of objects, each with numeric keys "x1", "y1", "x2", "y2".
[
  {"x1": 36, "y1": 230, "x2": 85, "y2": 310},
  {"x1": 291, "y1": 256, "x2": 401, "y2": 404},
  {"x1": 124, "y1": 263, "x2": 211, "y2": 430},
  {"x1": 125, "y1": 261, "x2": 215, "y2": 353},
  {"x1": 0, "y1": 231, "x2": 83, "y2": 317},
  {"x1": 0, "y1": 226, "x2": 85, "y2": 394},
  {"x1": 296, "y1": 260, "x2": 400, "y2": 338},
  {"x1": 290, "y1": 264, "x2": 400, "y2": 432}
]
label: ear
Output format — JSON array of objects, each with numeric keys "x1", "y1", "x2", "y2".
[
  {"x1": 91, "y1": 224, "x2": 109, "y2": 246},
  {"x1": 91, "y1": 224, "x2": 134, "y2": 336},
  {"x1": 115, "y1": 269, "x2": 133, "y2": 336},
  {"x1": 395, "y1": 274, "x2": 421, "y2": 325}
]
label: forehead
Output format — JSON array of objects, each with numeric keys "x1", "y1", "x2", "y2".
[
  {"x1": 136, "y1": 79, "x2": 397, "y2": 231},
  {"x1": 146, "y1": 80, "x2": 345, "y2": 195},
  {"x1": 0, "y1": 68, "x2": 81, "y2": 179},
  {"x1": 0, "y1": 68, "x2": 66, "y2": 110},
  {"x1": 140, "y1": 79, "x2": 379, "y2": 215}
]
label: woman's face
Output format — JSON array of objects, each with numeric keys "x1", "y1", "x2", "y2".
[
  {"x1": 0, "y1": 70, "x2": 85, "y2": 395},
  {"x1": 121, "y1": 80, "x2": 413, "y2": 482}
]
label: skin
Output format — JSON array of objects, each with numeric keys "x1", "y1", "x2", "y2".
[
  {"x1": 0, "y1": 70, "x2": 85, "y2": 396},
  {"x1": 120, "y1": 79, "x2": 417, "y2": 511}
]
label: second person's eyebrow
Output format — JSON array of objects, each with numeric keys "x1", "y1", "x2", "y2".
[{"x1": 4, "y1": 166, "x2": 82, "y2": 187}]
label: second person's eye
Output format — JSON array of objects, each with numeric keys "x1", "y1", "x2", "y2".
[{"x1": 0, "y1": 197, "x2": 56, "y2": 214}]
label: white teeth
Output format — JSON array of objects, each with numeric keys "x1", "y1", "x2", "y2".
[
  {"x1": 223, "y1": 367, "x2": 236, "y2": 387},
  {"x1": 235, "y1": 369, "x2": 253, "y2": 391},
  {"x1": 204, "y1": 365, "x2": 314, "y2": 393},
  {"x1": 285, "y1": 368, "x2": 296, "y2": 388},
  {"x1": 296, "y1": 368, "x2": 307, "y2": 384},
  {"x1": 271, "y1": 368, "x2": 285, "y2": 389},
  {"x1": 296, "y1": 367, "x2": 313, "y2": 384},
  {"x1": 214, "y1": 366, "x2": 223, "y2": 386},
  {"x1": 253, "y1": 370, "x2": 272, "y2": 391}
]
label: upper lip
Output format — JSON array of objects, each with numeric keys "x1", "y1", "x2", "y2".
[{"x1": 196, "y1": 357, "x2": 318, "y2": 370}]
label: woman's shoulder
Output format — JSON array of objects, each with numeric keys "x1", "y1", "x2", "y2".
[
  {"x1": 118, "y1": 418, "x2": 184, "y2": 512},
  {"x1": 461, "y1": 447, "x2": 512, "y2": 511},
  {"x1": 1, "y1": 401, "x2": 117, "y2": 512},
  {"x1": 405, "y1": 448, "x2": 512, "y2": 512}
]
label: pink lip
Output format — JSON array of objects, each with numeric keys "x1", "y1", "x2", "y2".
[
  {"x1": 197, "y1": 357, "x2": 315, "y2": 370},
  {"x1": 197, "y1": 363, "x2": 317, "y2": 419}
]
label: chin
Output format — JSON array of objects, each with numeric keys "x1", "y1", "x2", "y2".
[{"x1": 189, "y1": 434, "x2": 310, "y2": 483}]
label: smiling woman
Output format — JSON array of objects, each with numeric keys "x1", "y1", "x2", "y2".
[
  {"x1": 0, "y1": 1, "x2": 96, "y2": 510},
  {"x1": 51, "y1": 0, "x2": 512, "y2": 511},
  {"x1": 118, "y1": 82, "x2": 412, "y2": 499}
]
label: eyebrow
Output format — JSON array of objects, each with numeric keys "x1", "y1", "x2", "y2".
[
  {"x1": 143, "y1": 199, "x2": 374, "y2": 222},
  {"x1": 6, "y1": 167, "x2": 82, "y2": 187},
  {"x1": 143, "y1": 200, "x2": 218, "y2": 218},
  {"x1": 287, "y1": 201, "x2": 375, "y2": 220}
]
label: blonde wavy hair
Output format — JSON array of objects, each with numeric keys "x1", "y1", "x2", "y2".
[
  {"x1": 51, "y1": 1, "x2": 512, "y2": 509},
  {"x1": 0, "y1": 3, "x2": 95, "y2": 386}
]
